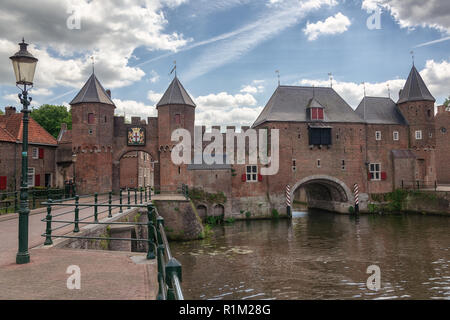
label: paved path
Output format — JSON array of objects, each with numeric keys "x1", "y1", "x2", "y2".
[{"x1": 0, "y1": 195, "x2": 158, "y2": 299}]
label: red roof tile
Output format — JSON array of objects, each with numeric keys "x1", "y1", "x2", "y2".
[
  {"x1": 0, "y1": 113, "x2": 57, "y2": 145},
  {"x1": 0, "y1": 126, "x2": 16, "y2": 142}
]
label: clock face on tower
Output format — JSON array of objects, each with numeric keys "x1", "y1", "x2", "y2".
[{"x1": 127, "y1": 127, "x2": 146, "y2": 146}]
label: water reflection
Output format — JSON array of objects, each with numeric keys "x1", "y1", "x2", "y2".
[{"x1": 171, "y1": 211, "x2": 450, "y2": 300}]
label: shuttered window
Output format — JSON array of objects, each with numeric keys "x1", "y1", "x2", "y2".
[
  {"x1": 0, "y1": 176, "x2": 6, "y2": 190},
  {"x1": 309, "y1": 128, "x2": 332, "y2": 146}
]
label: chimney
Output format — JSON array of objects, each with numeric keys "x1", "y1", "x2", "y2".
[
  {"x1": 5, "y1": 106, "x2": 16, "y2": 116},
  {"x1": 61, "y1": 123, "x2": 68, "y2": 131},
  {"x1": 106, "y1": 89, "x2": 111, "y2": 98}
]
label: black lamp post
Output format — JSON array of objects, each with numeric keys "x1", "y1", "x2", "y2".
[{"x1": 10, "y1": 39, "x2": 38, "y2": 264}]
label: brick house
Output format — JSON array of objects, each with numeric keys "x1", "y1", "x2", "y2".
[
  {"x1": 0, "y1": 107, "x2": 57, "y2": 191},
  {"x1": 435, "y1": 104, "x2": 450, "y2": 184}
]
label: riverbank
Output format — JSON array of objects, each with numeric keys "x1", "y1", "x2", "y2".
[{"x1": 367, "y1": 190, "x2": 450, "y2": 216}]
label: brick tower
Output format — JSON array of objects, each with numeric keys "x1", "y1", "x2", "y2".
[
  {"x1": 397, "y1": 65, "x2": 437, "y2": 184},
  {"x1": 156, "y1": 76, "x2": 196, "y2": 192},
  {"x1": 70, "y1": 73, "x2": 115, "y2": 194}
]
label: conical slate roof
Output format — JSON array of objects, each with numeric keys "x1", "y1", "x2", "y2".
[
  {"x1": 398, "y1": 66, "x2": 435, "y2": 104},
  {"x1": 70, "y1": 73, "x2": 115, "y2": 106},
  {"x1": 157, "y1": 77, "x2": 196, "y2": 107}
]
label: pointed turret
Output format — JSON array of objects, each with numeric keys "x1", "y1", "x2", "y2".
[
  {"x1": 157, "y1": 76, "x2": 196, "y2": 108},
  {"x1": 398, "y1": 66, "x2": 435, "y2": 104},
  {"x1": 70, "y1": 73, "x2": 115, "y2": 106}
]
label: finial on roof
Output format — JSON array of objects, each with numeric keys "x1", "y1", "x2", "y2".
[
  {"x1": 328, "y1": 73, "x2": 333, "y2": 88},
  {"x1": 275, "y1": 70, "x2": 280, "y2": 86},
  {"x1": 410, "y1": 50, "x2": 415, "y2": 66},
  {"x1": 91, "y1": 56, "x2": 95, "y2": 74},
  {"x1": 169, "y1": 60, "x2": 177, "y2": 78},
  {"x1": 387, "y1": 83, "x2": 391, "y2": 99}
]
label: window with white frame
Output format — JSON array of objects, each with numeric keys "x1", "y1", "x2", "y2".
[
  {"x1": 369, "y1": 163, "x2": 381, "y2": 181},
  {"x1": 375, "y1": 131, "x2": 382, "y2": 141},
  {"x1": 32, "y1": 147, "x2": 39, "y2": 159},
  {"x1": 393, "y1": 131, "x2": 399, "y2": 141},
  {"x1": 27, "y1": 167, "x2": 35, "y2": 187},
  {"x1": 246, "y1": 165, "x2": 258, "y2": 182},
  {"x1": 415, "y1": 130, "x2": 423, "y2": 140}
]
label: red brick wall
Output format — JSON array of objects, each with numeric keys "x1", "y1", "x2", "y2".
[{"x1": 435, "y1": 105, "x2": 450, "y2": 183}]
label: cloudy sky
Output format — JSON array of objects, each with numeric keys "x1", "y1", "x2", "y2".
[{"x1": 1, "y1": 0, "x2": 450, "y2": 128}]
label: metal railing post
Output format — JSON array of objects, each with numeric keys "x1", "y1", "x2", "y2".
[
  {"x1": 119, "y1": 189, "x2": 123, "y2": 213},
  {"x1": 147, "y1": 204, "x2": 155, "y2": 260},
  {"x1": 14, "y1": 191, "x2": 18, "y2": 212},
  {"x1": 134, "y1": 189, "x2": 137, "y2": 204},
  {"x1": 140, "y1": 187, "x2": 143, "y2": 204},
  {"x1": 435, "y1": 180, "x2": 437, "y2": 192},
  {"x1": 157, "y1": 243, "x2": 165, "y2": 300},
  {"x1": 94, "y1": 193, "x2": 98, "y2": 222},
  {"x1": 165, "y1": 258, "x2": 183, "y2": 300},
  {"x1": 127, "y1": 188, "x2": 131, "y2": 209},
  {"x1": 44, "y1": 199, "x2": 53, "y2": 245},
  {"x1": 32, "y1": 189, "x2": 36, "y2": 209},
  {"x1": 149, "y1": 187, "x2": 151, "y2": 201},
  {"x1": 108, "y1": 191, "x2": 112, "y2": 218},
  {"x1": 74, "y1": 195, "x2": 80, "y2": 233}
]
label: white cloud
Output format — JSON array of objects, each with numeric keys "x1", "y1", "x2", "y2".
[
  {"x1": 113, "y1": 98, "x2": 157, "y2": 121},
  {"x1": 195, "y1": 92, "x2": 257, "y2": 108},
  {"x1": 240, "y1": 80, "x2": 265, "y2": 94},
  {"x1": 0, "y1": 0, "x2": 189, "y2": 91},
  {"x1": 147, "y1": 91, "x2": 163, "y2": 104},
  {"x1": 362, "y1": 0, "x2": 450, "y2": 33},
  {"x1": 184, "y1": 0, "x2": 338, "y2": 80},
  {"x1": 148, "y1": 70, "x2": 160, "y2": 83},
  {"x1": 303, "y1": 12, "x2": 351, "y2": 41},
  {"x1": 295, "y1": 59, "x2": 450, "y2": 107}
]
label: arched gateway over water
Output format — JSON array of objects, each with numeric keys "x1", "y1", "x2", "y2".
[{"x1": 291, "y1": 175, "x2": 354, "y2": 213}]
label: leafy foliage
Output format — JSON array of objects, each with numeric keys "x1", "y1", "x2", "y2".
[{"x1": 30, "y1": 104, "x2": 72, "y2": 138}]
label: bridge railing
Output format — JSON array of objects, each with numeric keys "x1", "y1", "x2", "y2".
[
  {"x1": 400, "y1": 180, "x2": 438, "y2": 191},
  {"x1": 41, "y1": 192, "x2": 183, "y2": 300}
]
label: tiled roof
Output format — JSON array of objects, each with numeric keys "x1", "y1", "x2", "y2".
[
  {"x1": 355, "y1": 97, "x2": 408, "y2": 125},
  {"x1": 0, "y1": 126, "x2": 16, "y2": 142},
  {"x1": 0, "y1": 113, "x2": 57, "y2": 145},
  {"x1": 252, "y1": 86, "x2": 363, "y2": 127},
  {"x1": 157, "y1": 77, "x2": 196, "y2": 107},
  {"x1": 398, "y1": 66, "x2": 435, "y2": 104},
  {"x1": 70, "y1": 73, "x2": 115, "y2": 106},
  {"x1": 58, "y1": 129, "x2": 72, "y2": 144}
]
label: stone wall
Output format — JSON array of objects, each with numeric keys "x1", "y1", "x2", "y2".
[{"x1": 153, "y1": 199, "x2": 204, "y2": 241}]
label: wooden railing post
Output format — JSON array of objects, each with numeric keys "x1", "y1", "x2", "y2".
[{"x1": 44, "y1": 199, "x2": 53, "y2": 245}]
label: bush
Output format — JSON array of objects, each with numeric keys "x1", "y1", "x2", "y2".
[
  {"x1": 348, "y1": 206, "x2": 355, "y2": 214},
  {"x1": 271, "y1": 209, "x2": 279, "y2": 219},
  {"x1": 245, "y1": 211, "x2": 251, "y2": 219}
]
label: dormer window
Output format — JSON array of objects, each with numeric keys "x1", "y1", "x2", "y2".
[{"x1": 311, "y1": 107, "x2": 324, "y2": 120}]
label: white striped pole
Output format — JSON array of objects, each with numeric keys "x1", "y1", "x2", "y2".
[
  {"x1": 353, "y1": 183, "x2": 360, "y2": 214},
  {"x1": 286, "y1": 185, "x2": 292, "y2": 217}
]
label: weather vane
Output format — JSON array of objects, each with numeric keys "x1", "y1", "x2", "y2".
[
  {"x1": 169, "y1": 60, "x2": 177, "y2": 77},
  {"x1": 91, "y1": 56, "x2": 95, "y2": 74},
  {"x1": 410, "y1": 51, "x2": 415, "y2": 66},
  {"x1": 328, "y1": 72, "x2": 333, "y2": 88},
  {"x1": 275, "y1": 70, "x2": 280, "y2": 86}
]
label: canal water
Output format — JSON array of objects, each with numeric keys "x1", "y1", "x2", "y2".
[{"x1": 171, "y1": 211, "x2": 450, "y2": 300}]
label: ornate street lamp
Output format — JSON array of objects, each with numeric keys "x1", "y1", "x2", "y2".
[{"x1": 10, "y1": 39, "x2": 38, "y2": 264}]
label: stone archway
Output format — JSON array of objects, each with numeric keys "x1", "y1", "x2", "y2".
[
  {"x1": 113, "y1": 150, "x2": 156, "y2": 192},
  {"x1": 291, "y1": 175, "x2": 354, "y2": 213}
]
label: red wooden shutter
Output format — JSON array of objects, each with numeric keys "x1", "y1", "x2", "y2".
[
  {"x1": 311, "y1": 108, "x2": 318, "y2": 120},
  {"x1": 39, "y1": 148, "x2": 44, "y2": 159},
  {"x1": 258, "y1": 174, "x2": 263, "y2": 182},
  {"x1": 35, "y1": 174, "x2": 40, "y2": 187},
  {"x1": 0, "y1": 176, "x2": 6, "y2": 190},
  {"x1": 381, "y1": 172, "x2": 387, "y2": 180},
  {"x1": 318, "y1": 108, "x2": 324, "y2": 120},
  {"x1": 241, "y1": 174, "x2": 247, "y2": 182}
]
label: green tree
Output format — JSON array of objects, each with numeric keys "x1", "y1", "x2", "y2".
[
  {"x1": 0, "y1": 109, "x2": 4, "y2": 115},
  {"x1": 30, "y1": 104, "x2": 72, "y2": 138},
  {"x1": 444, "y1": 96, "x2": 450, "y2": 107}
]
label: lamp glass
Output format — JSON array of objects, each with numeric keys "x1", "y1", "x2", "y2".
[{"x1": 11, "y1": 57, "x2": 37, "y2": 85}]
